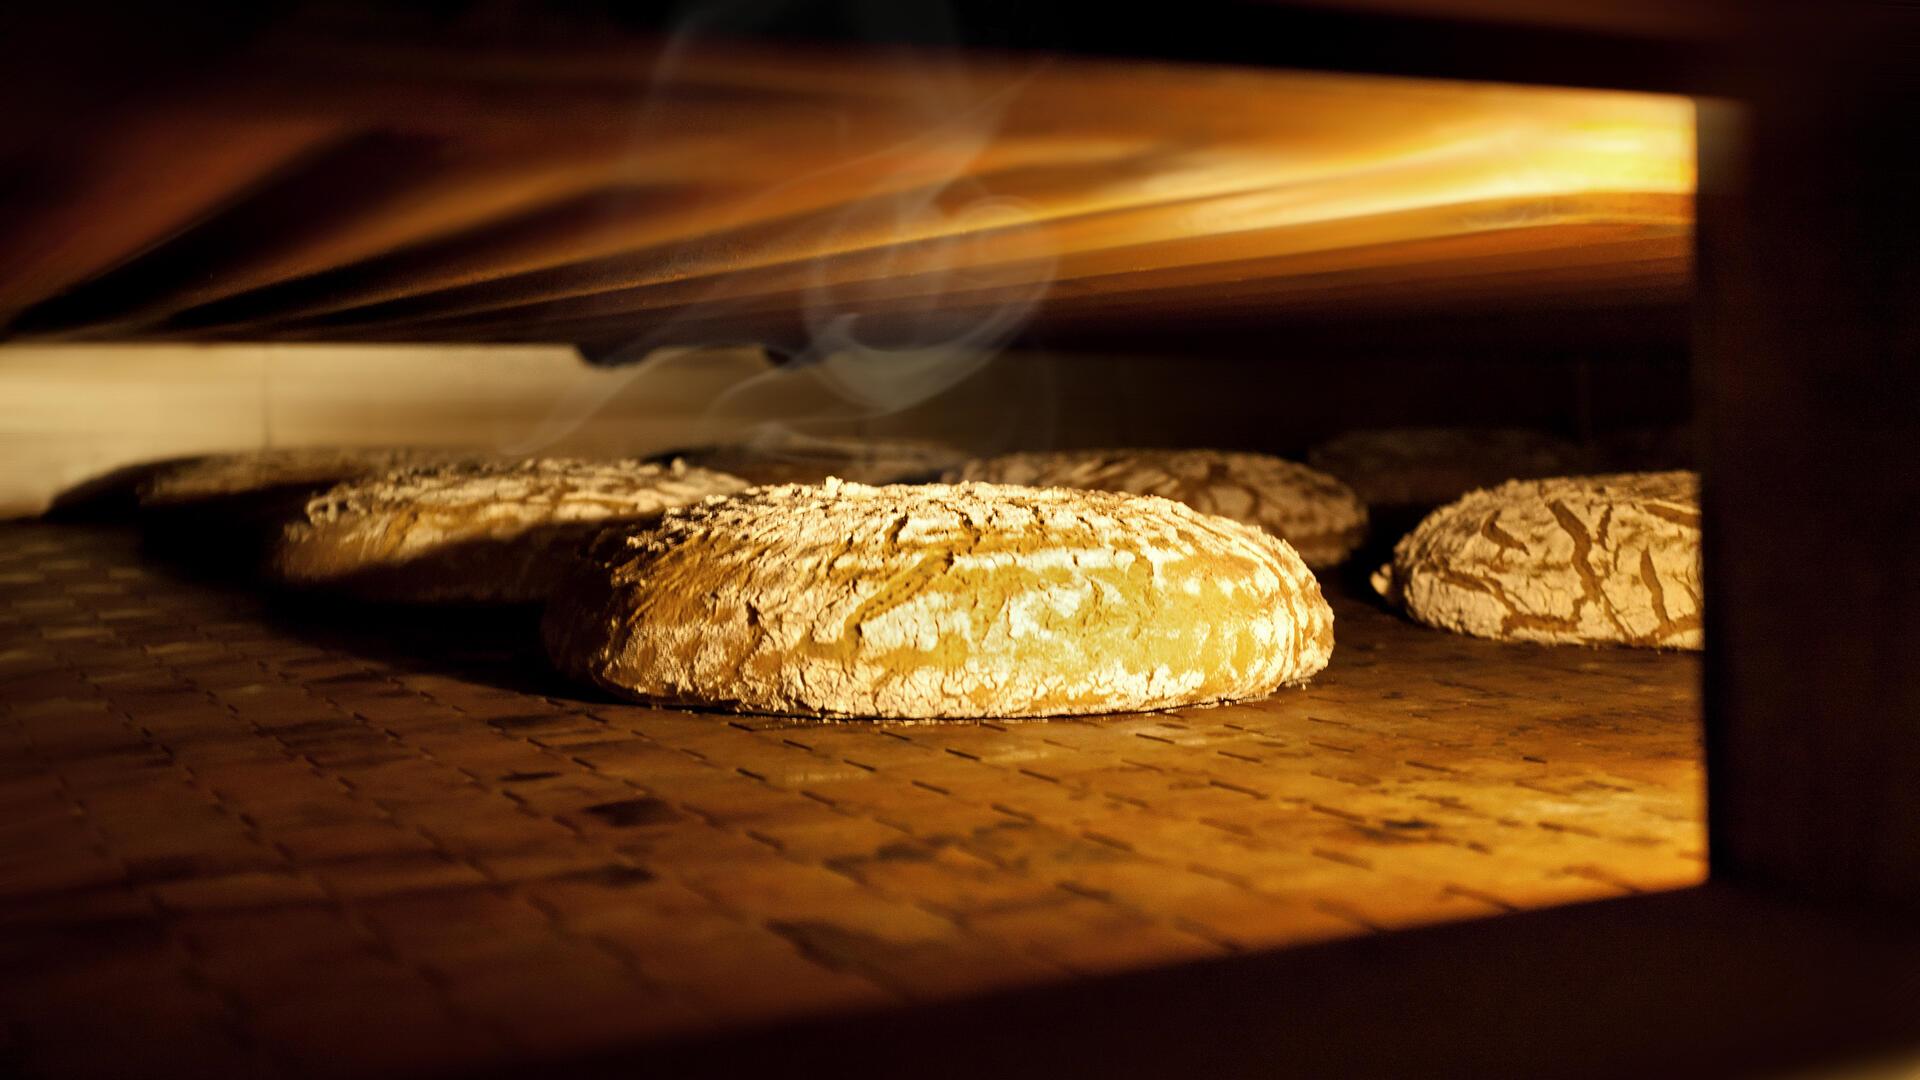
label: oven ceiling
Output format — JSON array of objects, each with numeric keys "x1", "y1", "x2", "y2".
[{"x1": 0, "y1": 21, "x2": 1692, "y2": 355}]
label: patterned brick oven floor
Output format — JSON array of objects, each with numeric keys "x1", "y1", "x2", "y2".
[{"x1": 0, "y1": 524, "x2": 1704, "y2": 1078}]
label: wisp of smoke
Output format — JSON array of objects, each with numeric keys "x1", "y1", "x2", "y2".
[{"x1": 501, "y1": 0, "x2": 1059, "y2": 459}]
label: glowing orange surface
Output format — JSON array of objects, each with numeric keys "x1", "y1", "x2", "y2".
[{"x1": 0, "y1": 39, "x2": 1695, "y2": 344}]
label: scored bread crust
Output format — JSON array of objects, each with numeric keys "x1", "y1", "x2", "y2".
[
  {"x1": 1374, "y1": 470, "x2": 1701, "y2": 649},
  {"x1": 139, "y1": 447, "x2": 480, "y2": 506},
  {"x1": 943, "y1": 449, "x2": 1367, "y2": 568},
  {"x1": 271, "y1": 458, "x2": 748, "y2": 603},
  {"x1": 544, "y1": 480, "x2": 1335, "y2": 719}
]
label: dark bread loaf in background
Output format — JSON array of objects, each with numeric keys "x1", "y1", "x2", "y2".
[
  {"x1": 945, "y1": 449, "x2": 1367, "y2": 569},
  {"x1": 272, "y1": 458, "x2": 746, "y2": 603}
]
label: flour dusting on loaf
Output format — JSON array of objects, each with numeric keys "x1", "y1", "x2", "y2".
[
  {"x1": 1375, "y1": 471, "x2": 1701, "y2": 649},
  {"x1": 140, "y1": 447, "x2": 480, "y2": 506},
  {"x1": 544, "y1": 481, "x2": 1334, "y2": 719},
  {"x1": 272, "y1": 458, "x2": 748, "y2": 603},
  {"x1": 945, "y1": 449, "x2": 1366, "y2": 568}
]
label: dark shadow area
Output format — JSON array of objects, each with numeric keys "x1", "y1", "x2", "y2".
[
  {"x1": 94, "y1": 510, "x2": 597, "y2": 698},
  {"x1": 254, "y1": 589, "x2": 574, "y2": 699},
  {"x1": 473, "y1": 882, "x2": 1920, "y2": 1080},
  {"x1": 135, "y1": 490, "x2": 323, "y2": 579},
  {"x1": 1333, "y1": 503, "x2": 1431, "y2": 602},
  {"x1": 44, "y1": 458, "x2": 341, "y2": 575},
  {"x1": 41, "y1": 456, "x2": 198, "y2": 522}
]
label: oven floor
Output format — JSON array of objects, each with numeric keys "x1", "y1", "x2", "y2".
[{"x1": 0, "y1": 523, "x2": 1704, "y2": 1078}]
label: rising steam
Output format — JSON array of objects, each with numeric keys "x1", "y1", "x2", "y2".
[{"x1": 503, "y1": 0, "x2": 1058, "y2": 458}]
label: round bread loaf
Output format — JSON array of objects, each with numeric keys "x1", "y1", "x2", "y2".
[
  {"x1": 139, "y1": 447, "x2": 478, "y2": 506},
  {"x1": 672, "y1": 434, "x2": 967, "y2": 486},
  {"x1": 272, "y1": 459, "x2": 748, "y2": 603},
  {"x1": 544, "y1": 480, "x2": 1334, "y2": 719},
  {"x1": 943, "y1": 449, "x2": 1366, "y2": 568},
  {"x1": 1307, "y1": 428, "x2": 1589, "y2": 510},
  {"x1": 1373, "y1": 470, "x2": 1701, "y2": 649},
  {"x1": 133, "y1": 448, "x2": 489, "y2": 575}
]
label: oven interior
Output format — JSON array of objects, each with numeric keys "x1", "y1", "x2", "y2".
[{"x1": 0, "y1": 13, "x2": 1709, "y2": 1078}]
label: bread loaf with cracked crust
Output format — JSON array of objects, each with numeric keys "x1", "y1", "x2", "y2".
[
  {"x1": 1373, "y1": 470, "x2": 1701, "y2": 649},
  {"x1": 134, "y1": 448, "x2": 493, "y2": 576},
  {"x1": 944, "y1": 450, "x2": 1366, "y2": 569},
  {"x1": 140, "y1": 447, "x2": 480, "y2": 506},
  {"x1": 272, "y1": 459, "x2": 748, "y2": 603},
  {"x1": 544, "y1": 480, "x2": 1334, "y2": 719}
]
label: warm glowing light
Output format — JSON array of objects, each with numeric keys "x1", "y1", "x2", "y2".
[
  {"x1": 0, "y1": 41, "x2": 1699, "y2": 344},
  {"x1": 518, "y1": 64, "x2": 1699, "y2": 327}
]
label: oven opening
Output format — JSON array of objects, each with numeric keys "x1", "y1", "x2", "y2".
[{"x1": 0, "y1": 20, "x2": 1708, "y2": 1078}]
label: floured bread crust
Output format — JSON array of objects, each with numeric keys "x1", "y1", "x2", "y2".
[
  {"x1": 1307, "y1": 428, "x2": 1589, "y2": 509},
  {"x1": 944, "y1": 449, "x2": 1366, "y2": 568},
  {"x1": 1374, "y1": 471, "x2": 1701, "y2": 649},
  {"x1": 544, "y1": 480, "x2": 1334, "y2": 719},
  {"x1": 139, "y1": 447, "x2": 479, "y2": 506},
  {"x1": 674, "y1": 434, "x2": 967, "y2": 486},
  {"x1": 272, "y1": 459, "x2": 748, "y2": 603}
]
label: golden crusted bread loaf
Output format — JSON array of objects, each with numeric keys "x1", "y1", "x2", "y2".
[
  {"x1": 131, "y1": 448, "x2": 493, "y2": 575},
  {"x1": 544, "y1": 480, "x2": 1334, "y2": 719},
  {"x1": 1374, "y1": 471, "x2": 1701, "y2": 649},
  {"x1": 271, "y1": 458, "x2": 747, "y2": 603},
  {"x1": 139, "y1": 447, "x2": 479, "y2": 506},
  {"x1": 943, "y1": 449, "x2": 1366, "y2": 568}
]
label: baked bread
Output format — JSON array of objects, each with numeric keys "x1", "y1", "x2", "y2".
[
  {"x1": 1307, "y1": 428, "x2": 1589, "y2": 510},
  {"x1": 272, "y1": 458, "x2": 748, "y2": 603},
  {"x1": 139, "y1": 447, "x2": 477, "y2": 506},
  {"x1": 943, "y1": 449, "x2": 1366, "y2": 568},
  {"x1": 672, "y1": 434, "x2": 967, "y2": 486},
  {"x1": 1373, "y1": 470, "x2": 1701, "y2": 649},
  {"x1": 131, "y1": 447, "x2": 488, "y2": 574},
  {"x1": 544, "y1": 480, "x2": 1334, "y2": 719}
]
